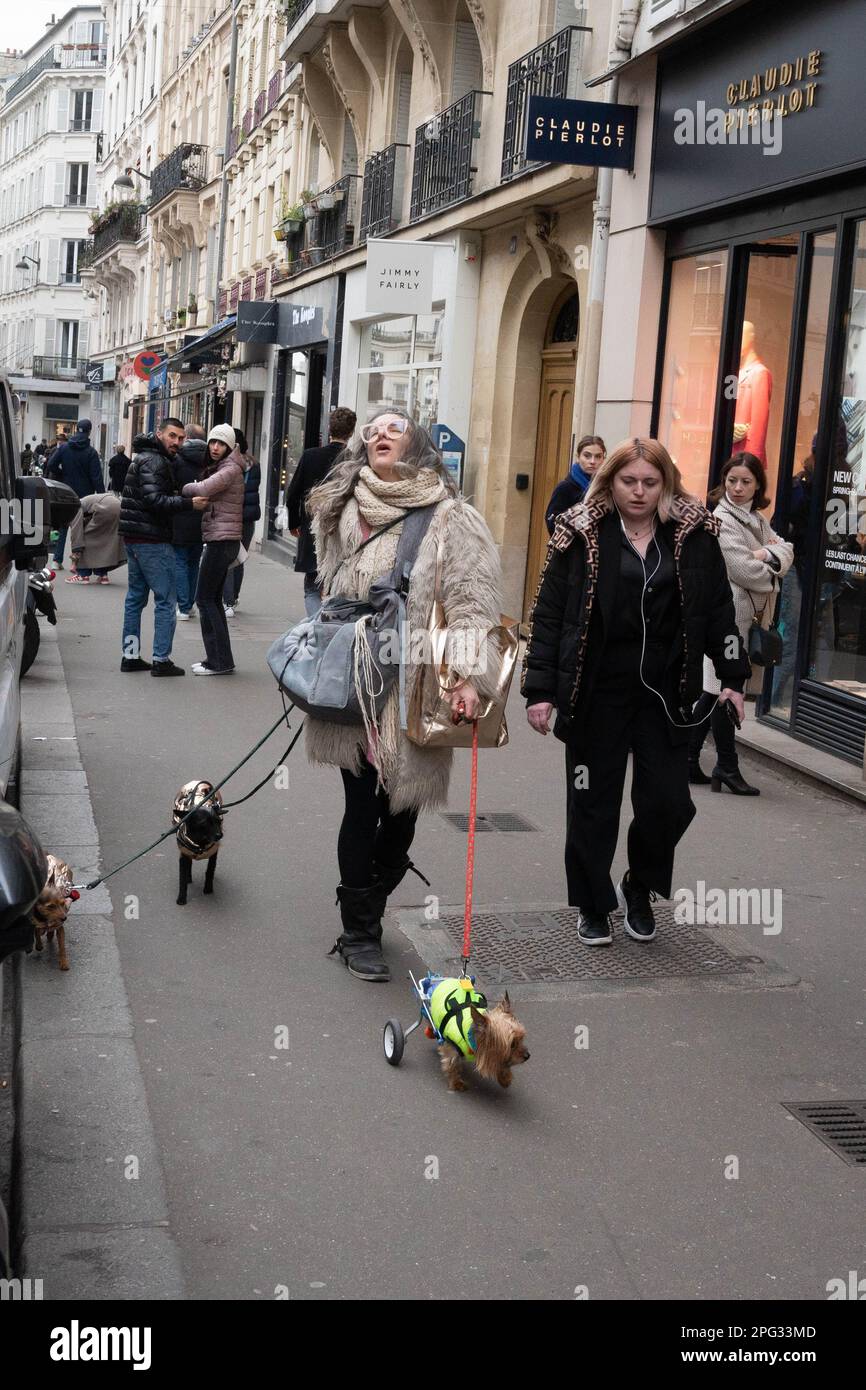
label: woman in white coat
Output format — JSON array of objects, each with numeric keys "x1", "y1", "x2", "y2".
[{"x1": 690, "y1": 452, "x2": 793, "y2": 794}]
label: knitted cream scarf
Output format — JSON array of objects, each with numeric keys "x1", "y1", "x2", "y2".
[{"x1": 336, "y1": 465, "x2": 447, "y2": 794}]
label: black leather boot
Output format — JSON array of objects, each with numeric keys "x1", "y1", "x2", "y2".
[
  {"x1": 370, "y1": 856, "x2": 430, "y2": 919},
  {"x1": 329, "y1": 884, "x2": 391, "y2": 982},
  {"x1": 710, "y1": 767, "x2": 760, "y2": 796}
]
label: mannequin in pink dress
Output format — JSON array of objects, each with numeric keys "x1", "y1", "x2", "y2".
[{"x1": 733, "y1": 321, "x2": 772, "y2": 465}]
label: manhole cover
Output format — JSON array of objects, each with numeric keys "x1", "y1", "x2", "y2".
[
  {"x1": 440, "y1": 811, "x2": 538, "y2": 832},
  {"x1": 783, "y1": 1101, "x2": 866, "y2": 1166},
  {"x1": 434, "y1": 906, "x2": 755, "y2": 982}
]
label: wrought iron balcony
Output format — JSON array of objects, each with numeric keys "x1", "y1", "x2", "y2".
[
  {"x1": 65, "y1": 192, "x2": 90, "y2": 206},
  {"x1": 5, "y1": 42, "x2": 106, "y2": 103},
  {"x1": 255, "y1": 267, "x2": 268, "y2": 299},
  {"x1": 501, "y1": 26, "x2": 589, "y2": 183},
  {"x1": 78, "y1": 239, "x2": 95, "y2": 269},
  {"x1": 242, "y1": 108, "x2": 253, "y2": 137},
  {"x1": 92, "y1": 202, "x2": 146, "y2": 261},
  {"x1": 254, "y1": 90, "x2": 266, "y2": 126},
  {"x1": 309, "y1": 175, "x2": 361, "y2": 262},
  {"x1": 59, "y1": 271, "x2": 81, "y2": 284},
  {"x1": 267, "y1": 69, "x2": 282, "y2": 112},
  {"x1": 227, "y1": 126, "x2": 240, "y2": 160},
  {"x1": 31, "y1": 355, "x2": 88, "y2": 380},
  {"x1": 149, "y1": 144, "x2": 208, "y2": 210},
  {"x1": 217, "y1": 288, "x2": 228, "y2": 318},
  {"x1": 282, "y1": 0, "x2": 314, "y2": 27},
  {"x1": 410, "y1": 90, "x2": 487, "y2": 222},
  {"x1": 360, "y1": 144, "x2": 408, "y2": 241}
]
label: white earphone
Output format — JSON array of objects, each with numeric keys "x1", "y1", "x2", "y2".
[{"x1": 616, "y1": 508, "x2": 717, "y2": 729}]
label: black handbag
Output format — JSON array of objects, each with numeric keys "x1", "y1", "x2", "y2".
[{"x1": 746, "y1": 590, "x2": 783, "y2": 666}]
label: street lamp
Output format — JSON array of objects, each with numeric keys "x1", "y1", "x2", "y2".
[
  {"x1": 15, "y1": 254, "x2": 40, "y2": 274},
  {"x1": 113, "y1": 166, "x2": 152, "y2": 190}
]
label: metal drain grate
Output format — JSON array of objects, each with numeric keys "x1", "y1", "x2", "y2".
[
  {"x1": 440, "y1": 811, "x2": 538, "y2": 832},
  {"x1": 433, "y1": 905, "x2": 758, "y2": 983},
  {"x1": 783, "y1": 1101, "x2": 866, "y2": 1166}
]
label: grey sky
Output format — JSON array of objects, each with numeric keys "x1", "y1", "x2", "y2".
[{"x1": 0, "y1": 3, "x2": 83, "y2": 57}]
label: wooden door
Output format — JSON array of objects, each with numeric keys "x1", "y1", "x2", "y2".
[{"x1": 523, "y1": 346, "x2": 575, "y2": 621}]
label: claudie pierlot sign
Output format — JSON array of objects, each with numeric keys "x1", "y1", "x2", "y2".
[
  {"x1": 365, "y1": 238, "x2": 435, "y2": 315},
  {"x1": 650, "y1": 0, "x2": 866, "y2": 222},
  {"x1": 526, "y1": 96, "x2": 638, "y2": 170}
]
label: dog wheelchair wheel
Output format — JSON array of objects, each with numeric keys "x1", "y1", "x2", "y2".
[{"x1": 383, "y1": 1019, "x2": 404, "y2": 1066}]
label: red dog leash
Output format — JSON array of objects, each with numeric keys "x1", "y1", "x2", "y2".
[{"x1": 454, "y1": 711, "x2": 479, "y2": 977}]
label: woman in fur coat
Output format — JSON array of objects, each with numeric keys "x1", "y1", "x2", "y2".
[
  {"x1": 689, "y1": 452, "x2": 793, "y2": 795},
  {"x1": 306, "y1": 409, "x2": 502, "y2": 982}
]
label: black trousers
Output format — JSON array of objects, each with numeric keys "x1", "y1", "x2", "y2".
[
  {"x1": 564, "y1": 683, "x2": 695, "y2": 916},
  {"x1": 338, "y1": 764, "x2": 418, "y2": 887},
  {"x1": 690, "y1": 690, "x2": 738, "y2": 772},
  {"x1": 195, "y1": 539, "x2": 239, "y2": 671}
]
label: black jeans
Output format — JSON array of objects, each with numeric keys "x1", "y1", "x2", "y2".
[
  {"x1": 223, "y1": 521, "x2": 254, "y2": 605},
  {"x1": 195, "y1": 540, "x2": 239, "y2": 670},
  {"x1": 564, "y1": 682, "x2": 695, "y2": 916},
  {"x1": 690, "y1": 690, "x2": 738, "y2": 773},
  {"x1": 338, "y1": 764, "x2": 418, "y2": 888}
]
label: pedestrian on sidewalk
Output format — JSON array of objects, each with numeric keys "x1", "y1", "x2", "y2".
[
  {"x1": 689, "y1": 452, "x2": 793, "y2": 794},
  {"x1": 172, "y1": 423, "x2": 207, "y2": 621},
  {"x1": 523, "y1": 437, "x2": 750, "y2": 948},
  {"x1": 21, "y1": 442, "x2": 34, "y2": 475},
  {"x1": 305, "y1": 408, "x2": 502, "y2": 982},
  {"x1": 66, "y1": 489, "x2": 126, "y2": 584},
  {"x1": 287, "y1": 406, "x2": 356, "y2": 617},
  {"x1": 118, "y1": 418, "x2": 206, "y2": 677},
  {"x1": 545, "y1": 435, "x2": 606, "y2": 536},
  {"x1": 181, "y1": 424, "x2": 244, "y2": 675},
  {"x1": 108, "y1": 442, "x2": 130, "y2": 494},
  {"x1": 47, "y1": 420, "x2": 104, "y2": 569},
  {"x1": 222, "y1": 428, "x2": 260, "y2": 617}
]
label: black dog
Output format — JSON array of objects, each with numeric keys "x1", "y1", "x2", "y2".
[{"x1": 173, "y1": 781, "x2": 224, "y2": 906}]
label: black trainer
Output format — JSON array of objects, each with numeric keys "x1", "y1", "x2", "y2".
[
  {"x1": 151, "y1": 659, "x2": 185, "y2": 677},
  {"x1": 120, "y1": 657, "x2": 152, "y2": 672},
  {"x1": 616, "y1": 871, "x2": 657, "y2": 941},
  {"x1": 577, "y1": 911, "x2": 613, "y2": 946}
]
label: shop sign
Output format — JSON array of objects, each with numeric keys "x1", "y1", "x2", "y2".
[
  {"x1": 85, "y1": 361, "x2": 104, "y2": 387},
  {"x1": 365, "y1": 239, "x2": 435, "y2": 315},
  {"x1": 526, "y1": 97, "x2": 637, "y2": 170},
  {"x1": 651, "y1": 0, "x2": 866, "y2": 222},
  {"x1": 132, "y1": 350, "x2": 165, "y2": 381}
]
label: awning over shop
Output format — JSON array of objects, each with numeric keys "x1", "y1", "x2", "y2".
[{"x1": 164, "y1": 316, "x2": 237, "y2": 370}]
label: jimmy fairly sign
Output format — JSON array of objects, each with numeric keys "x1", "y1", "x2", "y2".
[{"x1": 365, "y1": 238, "x2": 435, "y2": 315}]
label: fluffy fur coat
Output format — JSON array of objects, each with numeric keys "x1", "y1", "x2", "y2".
[{"x1": 306, "y1": 494, "x2": 502, "y2": 813}]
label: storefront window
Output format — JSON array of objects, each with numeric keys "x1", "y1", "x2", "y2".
[
  {"x1": 356, "y1": 311, "x2": 443, "y2": 428},
  {"x1": 808, "y1": 220, "x2": 866, "y2": 701},
  {"x1": 769, "y1": 231, "x2": 836, "y2": 719},
  {"x1": 657, "y1": 251, "x2": 728, "y2": 499}
]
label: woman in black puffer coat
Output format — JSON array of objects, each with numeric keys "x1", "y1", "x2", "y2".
[{"x1": 521, "y1": 437, "x2": 750, "y2": 948}]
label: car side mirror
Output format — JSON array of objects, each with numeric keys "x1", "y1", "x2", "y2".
[{"x1": 11, "y1": 477, "x2": 80, "y2": 569}]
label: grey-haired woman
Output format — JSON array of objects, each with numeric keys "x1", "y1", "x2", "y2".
[{"x1": 306, "y1": 409, "x2": 502, "y2": 982}]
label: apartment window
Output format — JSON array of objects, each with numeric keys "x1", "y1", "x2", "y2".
[
  {"x1": 61, "y1": 240, "x2": 86, "y2": 284},
  {"x1": 71, "y1": 91, "x2": 94, "y2": 132},
  {"x1": 66, "y1": 163, "x2": 89, "y2": 206},
  {"x1": 356, "y1": 313, "x2": 444, "y2": 433},
  {"x1": 59, "y1": 321, "x2": 80, "y2": 366}
]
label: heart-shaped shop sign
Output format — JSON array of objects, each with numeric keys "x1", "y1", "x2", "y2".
[{"x1": 133, "y1": 350, "x2": 163, "y2": 380}]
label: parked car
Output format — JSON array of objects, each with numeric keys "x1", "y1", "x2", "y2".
[{"x1": 0, "y1": 376, "x2": 79, "y2": 1277}]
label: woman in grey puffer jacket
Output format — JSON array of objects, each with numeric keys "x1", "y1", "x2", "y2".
[{"x1": 181, "y1": 424, "x2": 244, "y2": 674}]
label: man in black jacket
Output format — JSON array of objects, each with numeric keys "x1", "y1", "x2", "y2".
[
  {"x1": 108, "y1": 442, "x2": 130, "y2": 494},
  {"x1": 118, "y1": 418, "x2": 207, "y2": 677},
  {"x1": 286, "y1": 406, "x2": 356, "y2": 615},
  {"x1": 172, "y1": 424, "x2": 207, "y2": 620}
]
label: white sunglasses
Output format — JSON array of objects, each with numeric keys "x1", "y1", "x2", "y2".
[{"x1": 361, "y1": 418, "x2": 410, "y2": 443}]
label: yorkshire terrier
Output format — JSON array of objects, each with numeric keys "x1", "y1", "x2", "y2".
[
  {"x1": 421, "y1": 975, "x2": 530, "y2": 1092},
  {"x1": 173, "y1": 780, "x2": 224, "y2": 906},
  {"x1": 30, "y1": 855, "x2": 79, "y2": 971}
]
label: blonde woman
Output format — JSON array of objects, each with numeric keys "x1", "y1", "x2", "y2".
[
  {"x1": 522, "y1": 437, "x2": 749, "y2": 948},
  {"x1": 306, "y1": 409, "x2": 502, "y2": 982}
]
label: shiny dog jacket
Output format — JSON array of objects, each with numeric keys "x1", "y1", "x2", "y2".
[{"x1": 173, "y1": 780, "x2": 223, "y2": 860}]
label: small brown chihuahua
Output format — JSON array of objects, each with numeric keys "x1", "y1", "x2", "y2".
[{"x1": 30, "y1": 854, "x2": 79, "y2": 971}]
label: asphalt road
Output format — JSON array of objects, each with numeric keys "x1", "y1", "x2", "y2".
[{"x1": 44, "y1": 551, "x2": 866, "y2": 1300}]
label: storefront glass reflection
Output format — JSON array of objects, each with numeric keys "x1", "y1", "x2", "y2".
[
  {"x1": 770, "y1": 231, "x2": 836, "y2": 718},
  {"x1": 734, "y1": 236, "x2": 799, "y2": 507},
  {"x1": 657, "y1": 251, "x2": 728, "y2": 499},
  {"x1": 808, "y1": 220, "x2": 866, "y2": 700},
  {"x1": 356, "y1": 311, "x2": 443, "y2": 430}
]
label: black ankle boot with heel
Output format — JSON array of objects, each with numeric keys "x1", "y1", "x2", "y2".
[{"x1": 710, "y1": 766, "x2": 760, "y2": 795}]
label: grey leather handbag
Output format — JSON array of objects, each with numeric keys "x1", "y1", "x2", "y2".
[{"x1": 267, "y1": 505, "x2": 437, "y2": 728}]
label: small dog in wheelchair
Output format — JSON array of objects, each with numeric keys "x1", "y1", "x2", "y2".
[{"x1": 173, "y1": 780, "x2": 224, "y2": 906}]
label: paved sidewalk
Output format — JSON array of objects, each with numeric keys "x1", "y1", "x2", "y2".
[{"x1": 16, "y1": 552, "x2": 866, "y2": 1300}]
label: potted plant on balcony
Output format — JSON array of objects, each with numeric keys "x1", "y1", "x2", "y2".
[
  {"x1": 300, "y1": 187, "x2": 318, "y2": 219},
  {"x1": 279, "y1": 202, "x2": 305, "y2": 238},
  {"x1": 332, "y1": 184, "x2": 346, "y2": 204},
  {"x1": 176, "y1": 306, "x2": 187, "y2": 328},
  {"x1": 316, "y1": 188, "x2": 335, "y2": 211},
  {"x1": 188, "y1": 294, "x2": 199, "y2": 324}
]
